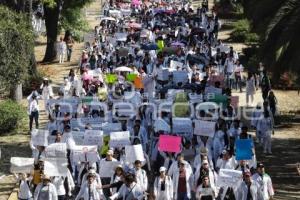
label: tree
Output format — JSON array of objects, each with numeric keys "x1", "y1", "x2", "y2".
[
  {"x1": 42, "y1": 0, "x2": 92, "y2": 62},
  {"x1": 0, "y1": 6, "x2": 34, "y2": 101},
  {"x1": 241, "y1": 0, "x2": 300, "y2": 84}
]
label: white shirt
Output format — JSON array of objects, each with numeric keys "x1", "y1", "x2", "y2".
[
  {"x1": 18, "y1": 179, "x2": 32, "y2": 199},
  {"x1": 134, "y1": 168, "x2": 148, "y2": 191},
  {"x1": 252, "y1": 173, "x2": 274, "y2": 200}
]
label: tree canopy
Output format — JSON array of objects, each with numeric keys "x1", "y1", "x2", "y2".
[{"x1": 0, "y1": 6, "x2": 34, "y2": 89}]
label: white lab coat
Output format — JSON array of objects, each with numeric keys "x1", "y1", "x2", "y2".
[
  {"x1": 34, "y1": 183, "x2": 58, "y2": 200},
  {"x1": 110, "y1": 182, "x2": 144, "y2": 200},
  {"x1": 252, "y1": 173, "x2": 274, "y2": 200},
  {"x1": 75, "y1": 181, "x2": 103, "y2": 200},
  {"x1": 236, "y1": 181, "x2": 264, "y2": 200},
  {"x1": 134, "y1": 168, "x2": 148, "y2": 191},
  {"x1": 172, "y1": 168, "x2": 194, "y2": 199},
  {"x1": 168, "y1": 160, "x2": 193, "y2": 178},
  {"x1": 194, "y1": 167, "x2": 216, "y2": 192},
  {"x1": 154, "y1": 176, "x2": 173, "y2": 200}
]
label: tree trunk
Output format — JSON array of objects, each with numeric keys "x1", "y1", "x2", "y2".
[
  {"x1": 42, "y1": 3, "x2": 60, "y2": 62},
  {"x1": 10, "y1": 83, "x2": 23, "y2": 102}
]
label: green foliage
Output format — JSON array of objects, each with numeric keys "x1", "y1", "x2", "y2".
[
  {"x1": 60, "y1": 7, "x2": 89, "y2": 42},
  {"x1": 0, "y1": 6, "x2": 34, "y2": 89},
  {"x1": 230, "y1": 19, "x2": 259, "y2": 43},
  {"x1": 0, "y1": 100, "x2": 27, "y2": 133},
  {"x1": 23, "y1": 70, "x2": 46, "y2": 96}
]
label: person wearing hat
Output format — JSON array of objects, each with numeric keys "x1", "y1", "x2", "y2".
[
  {"x1": 252, "y1": 163, "x2": 274, "y2": 200},
  {"x1": 99, "y1": 149, "x2": 117, "y2": 197},
  {"x1": 194, "y1": 159, "x2": 216, "y2": 192},
  {"x1": 75, "y1": 172, "x2": 103, "y2": 200},
  {"x1": 236, "y1": 172, "x2": 263, "y2": 200},
  {"x1": 168, "y1": 153, "x2": 192, "y2": 178},
  {"x1": 216, "y1": 149, "x2": 236, "y2": 173},
  {"x1": 153, "y1": 166, "x2": 173, "y2": 200},
  {"x1": 133, "y1": 160, "x2": 148, "y2": 192},
  {"x1": 80, "y1": 169, "x2": 102, "y2": 190},
  {"x1": 34, "y1": 175, "x2": 58, "y2": 200},
  {"x1": 172, "y1": 161, "x2": 194, "y2": 200}
]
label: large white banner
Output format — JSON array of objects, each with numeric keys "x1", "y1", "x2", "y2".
[
  {"x1": 10, "y1": 157, "x2": 34, "y2": 174},
  {"x1": 216, "y1": 169, "x2": 243, "y2": 188},
  {"x1": 101, "y1": 122, "x2": 122, "y2": 135},
  {"x1": 125, "y1": 144, "x2": 145, "y2": 163},
  {"x1": 45, "y1": 143, "x2": 67, "y2": 158},
  {"x1": 44, "y1": 157, "x2": 68, "y2": 177},
  {"x1": 109, "y1": 131, "x2": 131, "y2": 148},
  {"x1": 99, "y1": 161, "x2": 121, "y2": 178},
  {"x1": 172, "y1": 118, "x2": 193, "y2": 133},
  {"x1": 31, "y1": 129, "x2": 49, "y2": 146},
  {"x1": 83, "y1": 130, "x2": 103, "y2": 147},
  {"x1": 194, "y1": 120, "x2": 216, "y2": 137}
]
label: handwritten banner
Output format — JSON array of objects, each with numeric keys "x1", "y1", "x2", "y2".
[
  {"x1": 99, "y1": 161, "x2": 121, "y2": 178},
  {"x1": 109, "y1": 131, "x2": 131, "y2": 148},
  {"x1": 172, "y1": 118, "x2": 193, "y2": 133},
  {"x1": 72, "y1": 145, "x2": 99, "y2": 163},
  {"x1": 194, "y1": 120, "x2": 216, "y2": 137},
  {"x1": 158, "y1": 135, "x2": 181, "y2": 153},
  {"x1": 125, "y1": 144, "x2": 145, "y2": 163},
  {"x1": 83, "y1": 130, "x2": 103, "y2": 147},
  {"x1": 44, "y1": 157, "x2": 68, "y2": 176},
  {"x1": 45, "y1": 143, "x2": 67, "y2": 158},
  {"x1": 31, "y1": 129, "x2": 49, "y2": 146},
  {"x1": 216, "y1": 169, "x2": 243, "y2": 188},
  {"x1": 10, "y1": 157, "x2": 34, "y2": 174}
]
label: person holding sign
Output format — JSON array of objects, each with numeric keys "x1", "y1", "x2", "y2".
[
  {"x1": 153, "y1": 166, "x2": 173, "y2": 200},
  {"x1": 194, "y1": 160, "x2": 216, "y2": 195},
  {"x1": 195, "y1": 175, "x2": 216, "y2": 200},
  {"x1": 15, "y1": 173, "x2": 33, "y2": 200},
  {"x1": 34, "y1": 175, "x2": 58, "y2": 200}
]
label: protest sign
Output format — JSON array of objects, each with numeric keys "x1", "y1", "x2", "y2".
[
  {"x1": 126, "y1": 73, "x2": 137, "y2": 82},
  {"x1": 158, "y1": 135, "x2": 181, "y2": 153},
  {"x1": 99, "y1": 161, "x2": 121, "y2": 177},
  {"x1": 115, "y1": 32, "x2": 128, "y2": 42},
  {"x1": 31, "y1": 129, "x2": 49, "y2": 146},
  {"x1": 45, "y1": 143, "x2": 67, "y2": 158},
  {"x1": 216, "y1": 169, "x2": 243, "y2": 188},
  {"x1": 83, "y1": 130, "x2": 103, "y2": 147},
  {"x1": 105, "y1": 74, "x2": 118, "y2": 84},
  {"x1": 194, "y1": 120, "x2": 216, "y2": 137},
  {"x1": 44, "y1": 157, "x2": 68, "y2": 177},
  {"x1": 73, "y1": 145, "x2": 99, "y2": 163},
  {"x1": 230, "y1": 96, "x2": 239, "y2": 108},
  {"x1": 170, "y1": 60, "x2": 183, "y2": 70},
  {"x1": 101, "y1": 122, "x2": 122, "y2": 135},
  {"x1": 125, "y1": 144, "x2": 145, "y2": 163},
  {"x1": 72, "y1": 131, "x2": 85, "y2": 145},
  {"x1": 173, "y1": 71, "x2": 188, "y2": 84},
  {"x1": 157, "y1": 69, "x2": 169, "y2": 81},
  {"x1": 235, "y1": 139, "x2": 253, "y2": 160},
  {"x1": 109, "y1": 131, "x2": 131, "y2": 148},
  {"x1": 10, "y1": 157, "x2": 34, "y2": 174},
  {"x1": 172, "y1": 118, "x2": 193, "y2": 133},
  {"x1": 154, "y1": 119, "x2": 170, "y2": 132}
]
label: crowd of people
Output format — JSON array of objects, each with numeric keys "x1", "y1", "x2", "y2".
[{"x1": 18, "y1": 0, "x2": 280, "y2": 199}]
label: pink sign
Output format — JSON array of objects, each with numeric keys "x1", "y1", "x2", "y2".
[
  {"x1": 158, "y1": 135, "x2": 181, "y2": 153},
  {"x1": 230, "y1": 96, "x2": 239, "y2": 108}
]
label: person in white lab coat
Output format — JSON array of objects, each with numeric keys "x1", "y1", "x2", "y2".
[
  {"x1": 252, "y1": 163, "x2": 274, "y2": 200},
  {"x1": 236, "y1": 172, "x2": 263, "y2": 200},
  {"x1": 168, "y1": 153, "x2": 193, "y2": 178},
  {"x1": 257, "y1": 110, "x2": 274, "y2": 154},
  {"x1": 133, "y1": 160, "x2": 148, "y2": 192},
  {"x1": 154, "y1": 166, "x2": 173, "y2": 200},
  {"x1": 16, "y1": 173, "x2": 32, "y2": 200},
  {"x1": 172, "y1": 161, "x2": 194, "y2": 200},
  {"x1": 75, "y1": 172, "x2": 103, "y2": 200},
  {"x1": 195, "y1": 175, "x2": 216, "y2": 200},
  {"x1": 40, "y1": 78, "x2": 54, "y2": 113},
  {"x1": 34, "y1": 175, "x2": 58, "y2": 200},
  {"x1": 110, "y1": 173, "x2": 144, "y2": 200}
]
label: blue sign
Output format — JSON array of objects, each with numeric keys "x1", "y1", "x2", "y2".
[{"x1": 235, "y1": 139, "x2": 253, "y2": 160}]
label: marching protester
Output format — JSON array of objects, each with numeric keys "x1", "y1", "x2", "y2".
[
  {"x1": 11, "y1": 0, "x2": 280, "y2": 200},
  {"x1": 57, "y1": 37, "x2": 67, "y2": 64},
  {"x1": 153, "y1": 166, "x2": 173, "y2": 200},
  {"x1": 15, "y1": 173, "x2": 33, "y2": 200}
]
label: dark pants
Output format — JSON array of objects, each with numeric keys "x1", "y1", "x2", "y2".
[
  {"x1": 177, "y1": 192, "x2": 189, "y2": 200},
  {"x1": 262, "y1": 89, "x2": 270, "y2": 100},
  {"x1": 67, "y1": 48, "x2": 72, "y2": 61},
  {"x1": 29, "y1": 111, "x2": 39, "y2": 131},
  {"x1": 235, "y1": 75, "x2": 242, "y2": 92},
  {"x1": 58, "y1": 195, "x2": 65, "y2": 200},
  {"x1": 101, "y1": 177, "x2": 111, "y2": 197}
]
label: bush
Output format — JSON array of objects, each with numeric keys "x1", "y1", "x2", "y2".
[
  {"x1": 0, "y1": 100, "x2": 27, "y2": 133},
  {"x1": 23, "y1": 70, "x2": 46, "y2": 96},
  {"x1": 230, "y1": 19, "x2": 259, "y2": 43}
]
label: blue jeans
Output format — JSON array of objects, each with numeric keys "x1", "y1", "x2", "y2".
[
  {"x1": 29, "y1": 111, "x2": 39, "y2": 131},
  {"x1": 67, "y1": 48, "x2": 72, "y2": 61},
  {"x1": 177, "y1": 192, "x2": 189, "y2": 200}
]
